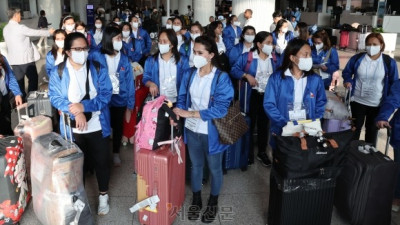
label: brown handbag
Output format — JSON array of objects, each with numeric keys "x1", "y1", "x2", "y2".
[{"x1": 213, "y1": 100, "x2": 249, "y2": 145}]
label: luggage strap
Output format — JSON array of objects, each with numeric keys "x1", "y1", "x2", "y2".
[
  {"x1": 293, "y1": 131, "x2": 308, "y2": 150},
  {"x1": 129, "y1": 195, "x2": 160, "y2": 213}
]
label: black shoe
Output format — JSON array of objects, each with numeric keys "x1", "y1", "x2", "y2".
[
  {"x1": 201, "y1": 194, "x2": 218, "y2": 223},
  {"x1": 257, "y1": 153, "x2": 272, "y2": 167},
  {"x1": 188, "y1": 191, "x2": 202, "y2": 221}
]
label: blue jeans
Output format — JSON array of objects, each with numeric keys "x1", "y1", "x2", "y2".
[
  {"x1": 394, "y1": 148, "x2": 400, "y2": 199},
  {"x1": 186, "y1": 129, "x2": 223, "y2": 196}
]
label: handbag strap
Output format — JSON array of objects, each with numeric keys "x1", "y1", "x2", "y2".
[{"x1": 293, "y1": 131, "x2": 308, "y2": 150}]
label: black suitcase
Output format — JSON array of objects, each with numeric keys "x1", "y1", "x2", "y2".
[
  {"x1": 334, "y1": 139, "x2": 400, "y2": 225},
  {"x1": 268, "y1": 169, "x2": 336, "y2": 225},
  {"x1": 0, "y1": 136, "x2": 30, "y2": 224}
]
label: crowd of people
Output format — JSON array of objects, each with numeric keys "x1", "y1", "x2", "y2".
[{"x1": 1, "y1": 3, "x2": 400, "y2": 223}]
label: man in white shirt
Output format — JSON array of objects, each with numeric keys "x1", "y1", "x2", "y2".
[
  {"x1": 244, "y1": 9, "x2": 255, "y2": 27},
  {"x1": 3, "y1": 8, "x2": 55, "y2": 98}
]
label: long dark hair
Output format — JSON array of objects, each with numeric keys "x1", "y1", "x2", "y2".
[
  {"x1": 279, "y1": 39, "x2": 313, "y2": 78},
  {"x1": 154, "y1": 29, "x2": 180, "y2": 63},
  {"x1": 194, "y1": 36, "x2": 222, "y2": 70},
  {"x1": 63, "y1": 32, "x2": 89, "y2": 62},
  {"x1": 0, "y1": 54, "x2": 8, "y2": 75},
  {"x1": 274, "y1": 19, "x2": 290, "y2": 38},
  {"x1": 250, "y1": 31, "x2": 272, "y2": 54},
  {"x1": 51, "y1": 29, "x2": 67, "y2": 59},
  {"x1": 296, "y1": 22, "x2": 309, "y2": 42},
  {"x1": 207, "y1": 21, "x2": 222, "y2": 40},
  {"x1": 101, "y1": 26, "x2": 122, "y2": 55},
  {"x1": 239, "y1": 26, "x2": 256, "y2": 43},
  {"x1": 312, "y1": 30, "x2": 331, "y2": 51}
]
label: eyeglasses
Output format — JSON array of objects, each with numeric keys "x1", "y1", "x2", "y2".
[{"x1": 70, "y1": 47, "x2": 90, "y2": 52}]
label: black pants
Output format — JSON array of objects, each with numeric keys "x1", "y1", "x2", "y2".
[
  {"x1": 11, "y1": 62, "x2": 39, "y2": 98},
  {"x1": 73, "y1": 131, "x2": 110, "y2": 192},
  {"x1": 249, "y1": 91, "x2": 270, "y2": 162},
  {"x1": 0, "y1": 93, "x2": 13, "y2": 135},
  {"x1": 350, "y1": 101, "x2": 380, "y2": 146},
  {"x1": 110, "y1": 106, "x2": 126, "y2": 154}
]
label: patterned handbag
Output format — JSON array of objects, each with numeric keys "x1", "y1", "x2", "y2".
[{"x1": 213, "y1": 101, "x2": 249, "y2": 145}]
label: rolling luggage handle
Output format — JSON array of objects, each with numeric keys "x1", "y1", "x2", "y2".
[
  {"x1": 384, "y1": 127, "x2": 392, "y2": 156},
  {"x1": 61, "y1": 112, "x2": 74, "y2": 144},
  {"x1": 16, "y1": 103, "x2": 29, "y2": 122},
  {"x1": 238, "y1": 80, "x2": 248, "y2": 114}
]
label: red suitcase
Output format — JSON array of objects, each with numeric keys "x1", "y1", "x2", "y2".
[
  {"x1": 133, "y1": 139, "x2": 186, "y2": 225},
  {"x1": 340, "y1": 31, "x2": 350, "y2": 49},
  {"x1": 122, "y1": 74, "x2": 149, "y2": 145}
]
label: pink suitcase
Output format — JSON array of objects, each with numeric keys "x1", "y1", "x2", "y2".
[
  {"x1": 13, "y1": 110, "x2": 53, "y2": 188},
  {"x1": 134, "y1": 139, "x2": 186, "y2": 225}
]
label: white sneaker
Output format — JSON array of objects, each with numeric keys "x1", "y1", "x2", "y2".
[
  {"x1": 113, "y1": 154, "x2": 121, "y2": 166},
  {"x1": 98, "y1": 194, "x2": 110, "y2": 215}
]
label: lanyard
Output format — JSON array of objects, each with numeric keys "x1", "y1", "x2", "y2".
[{"x1": 363, "y1": 56, "x2": 381, "y2": 84}]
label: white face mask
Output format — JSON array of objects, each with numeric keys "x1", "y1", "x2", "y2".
[
  {"x1": 122, "y1": 31, "x2": 130, "y2": 38},
  {"x1": 158, "y1": 43, "x2": 170, "y2": 54},
  {"x1": 166, "y1": 24, "x2": 172, "y2": 29},
  {"x1": 282, "y1": 27, "x2": 288, "y2": 33},
  {"x1": 95, "y1": 23, "x2": 102, "y2": 29},
  {"x1": 131, "y1": 22, "x2": 139, "y2": 29},
  {"x1": 366, "y1": 45, "x2": 381, "y2": 57},
  {"x1": 262, "y1": 44, "x2": 273, "y2": 56},
  {"x1": 193, "y1": 55, "x2": 208, "y2": 69},
  {"x1": 191, "y1": 33, "x2": 201, "y2": 41},
  {"x1": 113, "y1": 40, "x2": 123, "y2": 51},
  {"x1": 172, "y1": 25, "x2": 181, "y2": 32},
  {"x1": 297, "y1": 57, "x2": 313, "y2": 71},
  {"x1": 244, "y1": 35, "x2": 255, "y2": 43},
  {"x1": 315, "y1": 43, "x2": 324, "y2": 51},
  {"x1": 233, "y1": 21, "x2": 241, "y2": 27},
  {"x1": 55, "y1": 40, "x2": 64, "y2": 49},
  {"x1": 71, "y1": 50, "x2": 88, "y2": 65},
  {"x1": 65, "y1": 24, "x2": 75, "y2": 32},
  {"x1": 293, "y1": 30, "x2": 299, "y2": 37}
]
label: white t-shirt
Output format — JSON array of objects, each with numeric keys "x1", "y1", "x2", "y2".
[
  {"x1": 158, "y1": 54, "x2": 178, "y2": 103},
  {"x1": 189, "y1": 41, "x2": 195, "y2": 67},
  {"x1": 0, "y1": 69, "x2": 7, "y2": 96},
  {"x1": 217, "y1": 35, "x2": 226, "y2": 54},
  {"x1": 242, "y1": 43, "x2": 253, "y2": 54},
  {"x1": 353, "y1": 54, "x2": 385, "y2": 107},
  {"x1": 186, "y1": 67, "x2": 217, "y2": 134},
  {"x1": 66, "y1": 60, "x2": 101, "y2": 134},
  {"x1": 284, "y1": 68, "x2": 307, "y2": 110},
  {"x1": 106, "y1": 52, "x2": 121, "y2": 94},
  {"x1": 94, "y1": 29, "x2": 103, "y2": 45},
  {"x1": 253, "y1": 51, "x2": 273, "y2": 93},
  {"x1": 55, "y1": 52, "x2": 64, "y2": 66}
]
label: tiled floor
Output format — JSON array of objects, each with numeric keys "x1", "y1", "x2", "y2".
[{"x1": 18, "y1": 37, "x2": 400, "y2": 225}]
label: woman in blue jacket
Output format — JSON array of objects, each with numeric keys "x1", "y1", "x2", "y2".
[
  {"x1": 231, "y1": 31, "x2": 278, "y2": 167},
  {"x1": 0, "y1": 54, "x2": 23, "y2": 135},
  {"x1": 93, "y1": 26, "x2": 135, "y2": 166},
  {"x1": 264, "y1": 39, "x2": 326, "y2": 148},
  {"x1": 120, "y1": 22, "x2": 143, "y2": 63},
  {"x1": 376, "y1": 79, "x2": 400, "y2": 212},
  {"x1": 342, "y1": 32, "x2": 398, "y2": 146},
  {"x1": 48, "y1": 32, "x2": 112, "y2": 216},
  {"x1": 272, "y1": 19, "x2": 294, "y2": 64},
  {"x1": 173, "y1": 36, "x2": 234, "y2": 223},
  {"x1": 143, "y1": 29, "x2": 189, "y2": 104},
  {"x1": 311, "y1": 30, "x2": 339, "y2": 89},
  {"x1": 222, "y1": 14, "x2": 242, "y2": 54},
  {"x1": 130, "y1": 16, "x2": 152, "y2": 57},
  {"x1": 88, "y1": 18, "x2": 104, "y2": 50},
  {"x1": 179, "y1": 22, "x2": 204, "y2": 67},
  {"x1": 46, "y1": 29, "x2": 67, "y2": 77},
  {"x1": 228, "y1": 26, "x2": 256, "y2": 66}
]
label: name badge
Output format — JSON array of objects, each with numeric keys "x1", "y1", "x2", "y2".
[
  {"x1": 361, "y1": 83, "x2": 374, "y2": 98},
  {"x1": 289, "y1": 109, "x2": 306, "y2": 121}
]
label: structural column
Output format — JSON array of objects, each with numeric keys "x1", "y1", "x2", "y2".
[
  {"x1": 345, "y1": 0, "x2": 352, "y2": 10},
  {"x1": 232, "y1": 0, "x2": 274, "y2": 33},
  {"x1": 29, "y1": 0, "x2": 38, "y2": 17},
  {"x1": 194, "y1": 0, "x2": 215, "y2": 26},
  {"x1": 37, "y1": 0, "x2": 62, "y2": 29},
  {"x1": 170, "y1": 0, "x2": 179, "y2": 13},
  {"x1": 74, "y1": 0, "x2": 89, "y2": 24},
  {"x1": 322, "y1": 0, "x2": 328, "y2": 13},
  {"x1": 0, "y1": 0, "x2": 9, "y2": 22},
  {"x1": 179, "y1": 0, "x2": 192, "y2": 16}
]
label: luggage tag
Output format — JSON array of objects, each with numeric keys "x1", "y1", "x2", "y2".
[
  {"x1": 129, "y1": 195, "x2": 160, "y2": 213},
  {"x1": 253, "y1": 71, "x2": 270, "y2": 93},
  {"x1": 161, "y1": 76, "x2": 177, "y2": 102}
]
